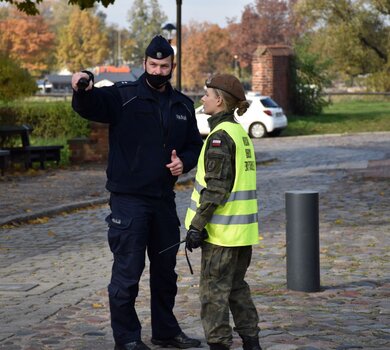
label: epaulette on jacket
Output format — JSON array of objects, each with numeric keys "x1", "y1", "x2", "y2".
[{"x1": 115, "y1": 81, "x2": 138, "y2": 88}]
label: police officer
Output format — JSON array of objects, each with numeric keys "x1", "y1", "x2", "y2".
[
  {"x1": 185, "y1": 74, "x2": 262, "y2": 350},
  {"x1": 71, "y1": 35, "x2": 203, "y2": 350}
]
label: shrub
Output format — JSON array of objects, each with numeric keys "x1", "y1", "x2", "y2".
[
  {"x1": 0, "y1": 100, "x2": 89, "y2": 139},
  {"x1": 0, "y1": 54, "x2": 37, "y2": 102},
  {"x1": 366, "y1": 70, "x2": 390, "y2": 92},
  {"x1": 291, "y1": 39, "x2": 331, "y2": 115}
]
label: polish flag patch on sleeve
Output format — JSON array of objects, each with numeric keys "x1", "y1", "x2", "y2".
[{"x1": 211, "y1": 139, "x2": 222, "y2": 147}]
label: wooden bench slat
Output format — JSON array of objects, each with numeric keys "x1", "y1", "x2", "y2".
[{"x1": 0, "y1": 125, "x2": 63, "y2": 170}]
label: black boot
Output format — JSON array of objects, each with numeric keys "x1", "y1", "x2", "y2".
[
  {"x1": 151, "y1": 331, "x2": 201, "y2": 349},
  {"x1": 241, "y1": 336, "x2": 262, "y2": 350},
  {"x1": 114, "y1": 341, "x2": 151, "y2": 350},
  {"x1": 208, "y1": 343, "x2": 230, "y2": 350}
]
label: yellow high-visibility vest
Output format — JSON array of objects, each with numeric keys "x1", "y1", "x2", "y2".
[{"x1": 185, "y1": 121, "x2": 259, "y2": 247}]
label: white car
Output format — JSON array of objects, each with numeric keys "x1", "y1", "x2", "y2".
[{"x1": 195, "y1": 91, "x2": 288, "y2": 138}]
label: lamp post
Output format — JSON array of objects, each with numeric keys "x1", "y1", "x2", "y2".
[
  {"x1": 117, "y1": 30, "x2": 122, "y2": 66},
  {"x1": 233, "y1": 55, "x2": 241, "y2": 78},
  {"x1": 162, "y1": 23, "x2": 176, "y2": 44},
  {"x1": 176, "y1": 0, "x2": 182, "y2": 91}
]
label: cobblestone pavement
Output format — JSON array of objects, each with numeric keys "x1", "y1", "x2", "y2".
[{"x1": 0, "y1": 132, "x2": 389, "y2": 350}]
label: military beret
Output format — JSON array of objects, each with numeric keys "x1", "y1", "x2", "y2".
[
  {"x1": 205, "y1": 74, "x2": 246, "y2": 101},
  {"x1": 145, "y1": 35, "x2": 174, "y2": 59}
]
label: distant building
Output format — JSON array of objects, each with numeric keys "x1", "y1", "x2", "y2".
[
  {"x1": 36, "y1": 79, "x2": 54, "y2": 93},
  {"x1": 94, "y1": 65, "x2": 131, "y2": 74},
  {"x1": 42, "y1": 74, "x2": 73, "y2": 93},
  {"x1": 36, "y1": 66, "x2": 144, "y2": 94}
]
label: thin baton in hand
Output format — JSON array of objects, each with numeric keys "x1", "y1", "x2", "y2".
[
  {"x1": 158, "y1": 239, "x2": 186, "y2": 254},
  {"x1": 159, "y1": 238, "x2": 194, "y2": 275}
]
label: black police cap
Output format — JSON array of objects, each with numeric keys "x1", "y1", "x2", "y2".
[{"x1": 145, "y1": 35, "x2": 174, "y2": 59}]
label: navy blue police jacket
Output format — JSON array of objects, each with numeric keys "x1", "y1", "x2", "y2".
[{"x1": 72, "y1": 73, "x2": 203, "y2": 198}]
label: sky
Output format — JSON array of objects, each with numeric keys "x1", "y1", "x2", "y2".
[{"x1": 99, "y1": 0, "x2": 253, "y2": 29}]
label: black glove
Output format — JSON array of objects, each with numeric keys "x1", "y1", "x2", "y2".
[
  {"x1": 77, "y1": 70, "x2": 94, "y2": 91},
  {"x1": 185, "y1": 226, "x2": 208, "y2": 252}
]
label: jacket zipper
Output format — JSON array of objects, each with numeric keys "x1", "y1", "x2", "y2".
[{"x1": 165, "y1": 99, "x2": 174, "y2": 147}]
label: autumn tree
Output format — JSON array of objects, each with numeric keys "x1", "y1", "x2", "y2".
[
  {"x1": 56, "y1": 8, "x2": 109, "y2": 72},
  {"x1": 181, "y1": 22, "x2": 233, "y2": 91},
  {"x1": 38, "y1": 0, "x2": 129, "y2": 65},
  {"x1": 126, "y1": 0, "x2": 167, "y2": 65},
  {"x1": 0, "y1": 5, "x2": 8, "y2": 19},
  {"x1": 230, "y1": 0, "x2": 302, "y2": 69},
  {"x1": 0, "y1": 0, "x2": 115, "y2": 15},
  {"x1": 0, "y1": 53, "x2": 37, "y2": 101},
  {"x1": 0, "y1": 8, "x2": 55, "y2": 77},
  {"x1": 294, "y1": 0, "x2": 390, "y2": 90},
  {"x1": 38, "y1": 0, "x2": 76, "y2": 34},
  {"x1": 371, "y1": 0, "x2": 390, "y2": 15}
]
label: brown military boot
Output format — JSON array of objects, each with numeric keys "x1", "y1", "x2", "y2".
[{"x1": 241, "y1": 335, "x2": 262, "y2": 350}]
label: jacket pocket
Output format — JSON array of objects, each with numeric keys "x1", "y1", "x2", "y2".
[
  {"x1": 205, "y1": 152, "x2": 227, "y2": 180},
  {"x1": 105, "y1": 213, "x2": 149, "y2": 254}
]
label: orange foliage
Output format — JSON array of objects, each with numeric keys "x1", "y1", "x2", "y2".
[
  {"x1": 0, "y1": 9, "x2": 55, "y2": 76},
  {"x1": 231, "y1": 0, "x2": 302, "y2": 68},
  {"x1": 181, "y1": 22, "x2": 233, "y2": 91}
]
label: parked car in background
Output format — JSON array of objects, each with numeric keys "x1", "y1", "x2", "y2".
[{"x1": 195, "y1": 91, "x2": 288, "y2": 138}]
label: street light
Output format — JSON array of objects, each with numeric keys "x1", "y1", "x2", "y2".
[
  {"x1": 176, "y1": 0, "x2": 182, "y2": 91},
  {"x1": 233, "y1": 55, "x2": 241, "y2": 78},
  {"x1": 161, "y1": 2, "x2": 182, "y2": 91},
  {"x1": 162, "y1": 23, "x2": 176, "y2": 44},
  {"x1": 117, "y1": 30, "x2": 122, "y2": 66}
]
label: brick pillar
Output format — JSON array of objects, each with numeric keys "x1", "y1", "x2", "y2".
[
  {"x1": 252, "y1": 45, "x2": 293, "y2": 113},
  {"x1": 67, "y1": 122, "x2": 108, "y2": 164},
  {"x1": 89, "y1": 122, "x2": 109, "y2": 159}
]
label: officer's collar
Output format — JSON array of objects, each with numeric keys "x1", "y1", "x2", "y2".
[{"x1": 208, "y1": 111, "x2": 236, "y2": 131}]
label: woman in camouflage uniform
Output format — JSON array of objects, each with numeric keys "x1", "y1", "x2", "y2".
[{"x1": 185, "y1": 74, "x2": 262, "y2": 350}]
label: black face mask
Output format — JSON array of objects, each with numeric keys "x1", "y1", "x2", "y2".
[{"x1": 145, "y1": 70, "x2": 172, "y2": 89}]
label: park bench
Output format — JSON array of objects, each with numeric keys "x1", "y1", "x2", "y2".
[{"x1": 0, "y1": 124, "x2": 63, "y2": 171}]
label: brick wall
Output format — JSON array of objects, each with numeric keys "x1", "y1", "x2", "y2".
[
  {"x1": 252, "y1": 45, "x2": 293, "y2": 113},
  {"x1": 68, "y1": 122, "x2": 108, "y2": 164}
]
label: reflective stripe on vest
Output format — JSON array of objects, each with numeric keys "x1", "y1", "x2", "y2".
[{"x1": 185, "y1": 121, "x2": 259, "y2": 247}]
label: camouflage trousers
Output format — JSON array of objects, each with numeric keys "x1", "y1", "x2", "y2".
[{"x1": 199, "y1": 242, "x2": 260, "y2": 347}]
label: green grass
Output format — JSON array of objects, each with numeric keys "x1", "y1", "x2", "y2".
[
  {"x1": 30, "y1": 136, "x2": 71, "y2": 167},
  {"x1": 282, "y1": 99, "x2": 390, "y2": 136}
]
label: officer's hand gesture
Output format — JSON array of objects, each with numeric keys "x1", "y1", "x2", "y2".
[
  {"x1": 71, "y1": 72, "x2": 93, "y2": 92},
  {"x1": 185, "y1": 226, "x2": 208, "y2": 252},
  {"x1": 166, "y1": 149, "x2": 184, "y2": 176}
]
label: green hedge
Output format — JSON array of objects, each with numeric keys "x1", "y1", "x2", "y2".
[{"x1": 0, "y1": 100, "x2": 89, "y2": 139}]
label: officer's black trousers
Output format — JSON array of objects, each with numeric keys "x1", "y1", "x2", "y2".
[{"x1": 106, "y1": 193, "x2": 182, "y2": 345}]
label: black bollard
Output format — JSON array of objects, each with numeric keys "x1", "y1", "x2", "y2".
[{"x1": 285, "y1": 191, "x2": 320, "y2": 292}]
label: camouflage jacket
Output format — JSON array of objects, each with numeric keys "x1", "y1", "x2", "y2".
[{"x1": 191, "y1": 111, "x2": 237, "y2": 231}]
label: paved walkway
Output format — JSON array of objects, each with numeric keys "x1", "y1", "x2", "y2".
[{"x1": 0, "y1": 132, "x2": 389, "y2": 350}]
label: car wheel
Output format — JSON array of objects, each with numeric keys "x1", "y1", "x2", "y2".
[
  {"x1": 269, "y1": 129, "x2": 282, "y2": 137},
  {"x1": 249, "y1": 122, "x2": 267, "y2": 138}
]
